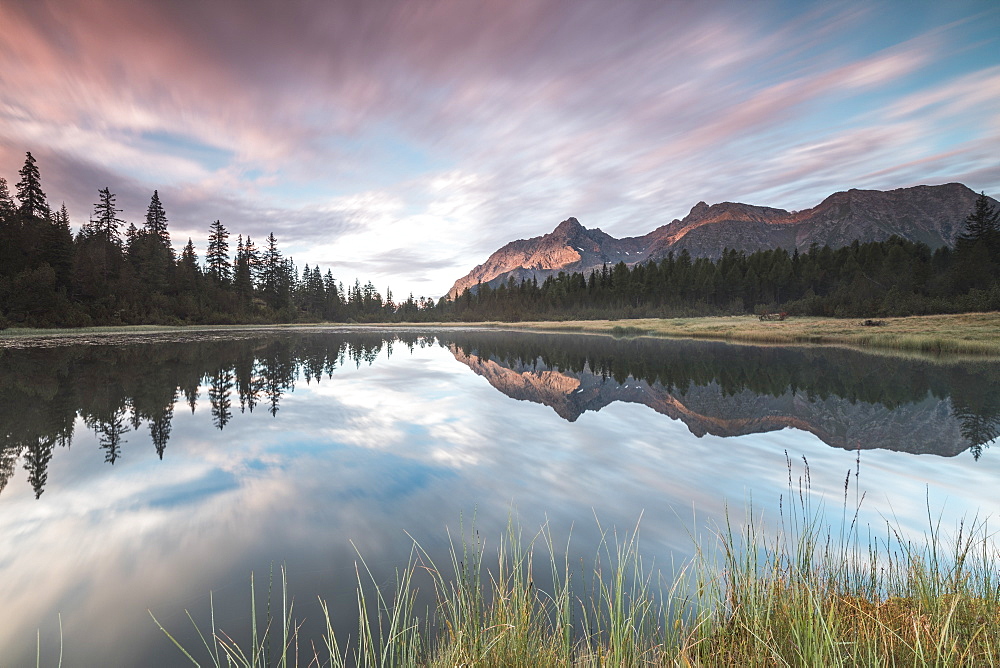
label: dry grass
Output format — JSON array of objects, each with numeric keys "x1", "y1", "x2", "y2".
[
  {"x1": 154, "y1": 483, "x2": 1000, "y2": 667},
  {"x1": 496, "y1": 312, "x2": 1000, "y2": 357}
]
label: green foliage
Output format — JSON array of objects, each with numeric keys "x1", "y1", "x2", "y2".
[
  {"x1": 15, "y1": 151, "x2": 49, "y2": 220},
  {"x1": 206, "y1": 219, "x2": 232, "y2": 285},
  {"x1": 143, "y1": 190, "x2": 171, "y2": 248},
  {"x1": 88, "y1": 187, "x2": 125, "y2": 244},
  {"x1": 958, "y1": 191, "x2": 1000, "y2": 251}
]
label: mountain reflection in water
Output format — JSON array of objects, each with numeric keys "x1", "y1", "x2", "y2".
[
  {"x1": 1, "y1": 329, "x2": 998, "y2": 499},
  {"x1": 445, "y1": 332, "x2": 1000, "y2": 458}
]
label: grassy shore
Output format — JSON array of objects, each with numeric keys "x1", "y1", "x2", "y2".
[
  {"x1": 156, "y1": 492, "x2": 1000, "y2": 667},
  {"x1": 495, "y1": 312, "x2": 1000, "y2": 357},
  {"x1": 4, "y1": 312, "x2": 999, "y2": 357}
]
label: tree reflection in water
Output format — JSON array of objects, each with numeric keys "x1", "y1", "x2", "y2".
[{"x1": 0, "y1": 330, "x2": 997, "y2": 498}]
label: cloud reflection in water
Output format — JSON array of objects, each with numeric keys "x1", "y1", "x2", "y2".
[{"x1": 0, "y1": 329, "x2": 998, "y2": 665}]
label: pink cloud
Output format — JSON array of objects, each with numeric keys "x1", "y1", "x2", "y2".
[{"x1": 0, "y1": 0, "x2": 996, "y2": 297}]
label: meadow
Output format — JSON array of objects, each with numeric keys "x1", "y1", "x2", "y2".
[{"x1": 5, "y1": 312, "x2": 1000, "y2": 358}]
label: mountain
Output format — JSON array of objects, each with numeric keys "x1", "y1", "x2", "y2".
[{"x1": 449, "y1": 183, "x2": 990, "y2": 298}]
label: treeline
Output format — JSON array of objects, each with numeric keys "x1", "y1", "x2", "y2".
[
  {"x1": 439, "y1": 192, "x2": 1000, "y2": 321},
  {"x1": 2, "y1": 150, "x2": 998, "y2": 327},
  {"x1": 0, "y1": 152, "x2": 421, "y2": 327}
]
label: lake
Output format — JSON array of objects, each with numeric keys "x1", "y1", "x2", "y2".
[{"x1": 1, "y1": 327, "x2": 998, "y2": 665}]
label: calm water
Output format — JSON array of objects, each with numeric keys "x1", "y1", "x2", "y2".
[{"x1": 1, "y1": 328, "x2": 999, "y2": 665}]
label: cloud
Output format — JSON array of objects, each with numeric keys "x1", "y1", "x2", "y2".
[
  {"x1": 0, "y1": 0, "x2": 997, "y2": 296},
  {"x1": 336, "y1": 248, "x2": 461, "y2": 276}
]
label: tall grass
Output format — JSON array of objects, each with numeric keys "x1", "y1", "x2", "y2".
[{"x1": 154, "y1": 471, "x2": 1000, "y2": 666}]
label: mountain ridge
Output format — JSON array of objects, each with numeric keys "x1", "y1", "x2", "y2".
[{"x1": 449, "y1": 183, "x2": 993, "y2": 299}]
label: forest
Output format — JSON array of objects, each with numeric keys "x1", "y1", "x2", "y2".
[{"x1": 1, "y1": 151, "x2": 998, "y2": 327}]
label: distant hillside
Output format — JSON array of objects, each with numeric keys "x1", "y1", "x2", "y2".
[{"x1": 449, "y1": 183, "x2": 992, "y2": 298}]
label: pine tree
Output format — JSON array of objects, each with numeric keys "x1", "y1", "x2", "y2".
[
  {"x1": 92, "y1": 187, "x2": 124, "y2": 244},
  {"x1": 177, "y1": 237, "x2": 201, "y2": 293},
  {"x1": 312, "y1": 266, "x2": 325, "y2": 314},
  {"x1": 206, "y1": 219, "x2": 231, "y2": 284},
  {"x1": 958, "y1": 192, "x2": 1000, "y2": 253},
  {"x1": 144, "y1": 190, "x2": 172, "y2": 254},
  {"x1": 233, "y1": 235, "x2": 255, "y2": 308},
  {"x1": 131, "y1": 202, "x2": 173, "y2": 294},
  {"x1": 243, "y1": 235, "x2": 262, "y2": 286},
  {"x1": 181, "y1": 238, "x2": 199, "y2": 268},
  {"x1": 323, "y1": 269, "x2": 341, "y2": 320},
  {"x1": 43, "y1": 202, "x2": 75, "y2": 290},
  {"x1": 125, "y1": 222, "x2": 140, "y2": 251},
  {"x1": 16, "y1": 152, "x2": 49, "y2": 219},
  {"x1": 262, "y1": 232, "x2": 282, "y2": 309},
  {"x1": 0, "y1": 176, "x2": 14, "y2": 218}
]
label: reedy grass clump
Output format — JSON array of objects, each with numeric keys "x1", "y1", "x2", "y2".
[{"x1": 154, "y1": 471, "x2": 1000, "y2": 667}]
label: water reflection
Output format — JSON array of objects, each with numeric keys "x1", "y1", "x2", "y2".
[
  {"x1": 0, "y1": 332, "x2": 421, "y2": 497},
  {"x1": 441, "y1": 331, "x2": 1000, "y2": 459},
  {"x1": 2, "y1": 328, "x2": 999, "y2": 666},
  {"x1": 1, "y1": 330, "x2": 998, "y2": 499}
]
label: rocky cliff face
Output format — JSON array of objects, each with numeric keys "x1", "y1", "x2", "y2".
[
  {"x1": 448, "y1": 183, "x2": 993, "y2": 298},
  {"x1": 449, "y1": 217, "x2": 659, "y2": 298}
]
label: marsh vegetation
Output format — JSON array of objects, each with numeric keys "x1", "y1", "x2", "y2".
[{"x1": 156, "y1": 477, "x2": 1000, "y2": 667}]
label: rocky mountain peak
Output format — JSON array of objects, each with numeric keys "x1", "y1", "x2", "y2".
[
  {"x1": 446, "y1": 183, "x2": 994, "y2": 298},
  {"x1": 554, "y1": 216, "x2": 583, "y2": 233},
  {"x1": 689, "y1": 201, "x2": 710, "y2": 218}
]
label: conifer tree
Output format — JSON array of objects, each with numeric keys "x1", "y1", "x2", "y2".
[
  {"x1": 0, "y1": 177, "x2": 14, "y2": 218},
  {"x1": 44, "y1": 202, "x2": 75, "y2": 290},
  {"x1": 243, "y1": 235, "x2": 262, "y2": 286},
  {"x1": 206, "y1": 219, "x2": 231, "y2": 284},
  {"x1": 144, "y1": 190, "x2": 171, "y2": 253},
  {"x1": 176, "y1": 237, "x2": 201, "y2": 294},
  {"x1": 262, "y1": 232, "x2": 282, "y2": 309},
  {"x1": 92, "y1": 187, "x2": 124, "y2": 244},
  {"x1": 125, "y1": 222, "x2": 140, "y2": 251},
  {"x1": 16, "y1": 152, "x2": 49, "y2": 219},
  {"x1": 233, "y1": 234, "x2": 256, "y2": 308},
  {"x1": 180, "y1": 238, "x2": 199, "y2": 267},
  {"x1": 958, "y1": 192, "x2": 1000, "y2": 253}
]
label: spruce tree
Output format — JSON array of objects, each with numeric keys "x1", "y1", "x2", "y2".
[
  {"x1": 262, "y1": 232, "x2": 282, "y2": 308},
  {"x1": 177, "y1": 238, "x2": 201, "y2": 294},
  {"x1": 206, "y1": 219, "x2": 231, "y2": 284},
  {"x1": 144, "y1": 190, "x2": 172, "y2": 253},
  {"x1": 43, "y1": 203, "x2": 75, "y2": 291},
  {"x1": 243, "y1": 235, "x2": 262, "y2": 286},
  {"x1": 92, "y1": 187, "x2": 124, "y2": 244},
  {"x1": 958, "y1": 191, "x2": 1000, "y2": 253},
  {"x1": 15, "y1": 152, "x2": 49, "y2": 219},
  {"x1": 0, "y1": 177, "x2": 14, "y2": 218},
  {"x1": 233, "y1": 234, "x2": 255, "y2": 307},
  {"x1": 125, "y1": 222, "x2": 140, "y2": 251}
]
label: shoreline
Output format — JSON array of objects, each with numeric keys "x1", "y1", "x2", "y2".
[{"x1": 2, "y1": 312, "x2": 999, "y2": 357}]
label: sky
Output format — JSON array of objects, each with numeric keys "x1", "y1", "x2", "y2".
[{"x1": 1, "y1": 0, "x2": 998, "y2": 299}]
